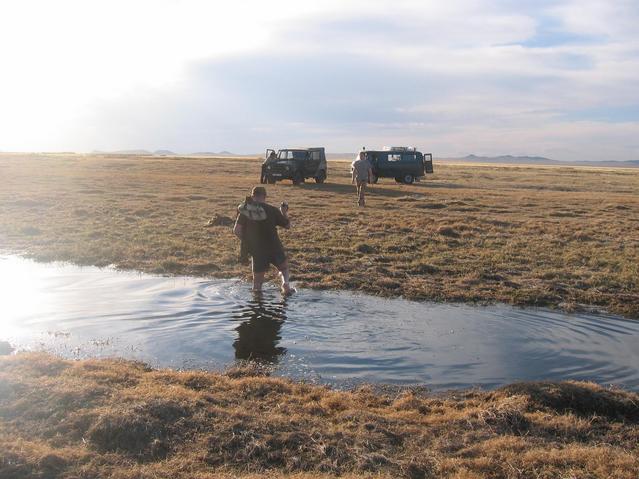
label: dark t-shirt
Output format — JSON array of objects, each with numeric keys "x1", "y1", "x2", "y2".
[{"x1": 237, "y1": 203, "x2": 289, "y2": 257}]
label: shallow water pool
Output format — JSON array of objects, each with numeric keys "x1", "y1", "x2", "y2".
[{"x1": 1, "y1": 255, "x2": 638, "y2": 390}]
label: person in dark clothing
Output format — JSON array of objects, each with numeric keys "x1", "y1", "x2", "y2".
[
  {"x1": 233, "y1": 186, "x2": 293, "y2": 294},
  {"x1": 260, "y1": 150, "x2": 277, "y2": 183}
]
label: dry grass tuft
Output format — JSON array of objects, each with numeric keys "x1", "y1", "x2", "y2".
[
  {"x1": 1, "y1": 353, "x2": 638, "y2": 478},
  {"x1": 87, "y1": 399, "x2": 192, "y2": 458},
  {"x1": 499, "y1": 381, "x2": 639, "y2": 421},
  {"x1": 437, "y1": 226, "x2": 460, "y2": 238}
]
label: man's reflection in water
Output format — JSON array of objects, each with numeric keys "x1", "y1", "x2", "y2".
[{"x1": 232, "y1": 293, "x2": 287, "y2": 363}]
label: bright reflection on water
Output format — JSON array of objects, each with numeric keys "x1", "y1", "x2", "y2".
[{"x1": 1, "y1": 255, "x2": 638, "y2": 390}]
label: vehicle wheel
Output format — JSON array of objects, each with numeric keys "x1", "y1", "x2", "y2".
[
  {"x1": 371, "y1": 174, "x2": 378, "y2": 184},
  {"x1": 315, "y1": 170, "x2": 326, "y2": 184},
  {"x1": 403, "y1": 174, "x2": 414, "y2": 184},
  {"x1": 292, "y1": 172, "x2": 304, "y2": 185},
  {"x1": 266, "y1": 175, "x2": 276, "y2": 184}
]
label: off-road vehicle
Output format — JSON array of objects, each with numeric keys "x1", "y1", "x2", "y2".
[
  {"x1": 260, "y1": 147, "x2": 327, "y2": 185},
  {"x1": 365, "y1": 147, "x2": 433, "y2": 184}
]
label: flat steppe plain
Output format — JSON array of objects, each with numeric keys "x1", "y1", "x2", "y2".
[
  {"x1": 1, "y1": 154, "x2": 639, "y2": 478},
  {"x1": 1, "y1": 153, "x2": 637, "y2": 317}
]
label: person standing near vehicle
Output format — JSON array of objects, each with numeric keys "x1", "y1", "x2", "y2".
[
  {"x1": 260, "y1": 150, "x2": 277, "y2": 184},
  {"x1": 233, "y1": 186, "x2": 293, "y2": 294},
  {"x1": 351, "y1": 149, "x2": 373, "y2": 207}
]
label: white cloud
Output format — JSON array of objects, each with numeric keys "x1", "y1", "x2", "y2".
[
  {"x1": 0, "y1": 0, "x2": 341, "y2": 147},
  {"x1": 0, "y1": 0, "x2": 637, "y2": 160},
  {"x1": 550, "y1": 0, "x2": 639, "y2": 39}
]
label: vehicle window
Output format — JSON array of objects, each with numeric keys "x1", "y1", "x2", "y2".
[
  {"x1": 310, "y1": 151, "x2": 320, "y2": 161},
  {"x1": 278, "y1": 151, "x2": 306, "y2": 160},
  {"x1": 401, "y1": 154, "x2": 416, "y2": 162},
  {"x1": 388, "y1": 154, "x2": 401, "y2": 162}
]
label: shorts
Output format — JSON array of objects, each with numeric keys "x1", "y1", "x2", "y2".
[{"x1": 252, "y1": 250, "x2": 287, "y2": 274}]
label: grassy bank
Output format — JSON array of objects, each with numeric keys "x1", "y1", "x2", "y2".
[
  {"x1": 0, "y1": 153, "x2": 638, "y2": 317},
  {"x1": 1, "y1": 353, "x2": 638, "y2": 479}
]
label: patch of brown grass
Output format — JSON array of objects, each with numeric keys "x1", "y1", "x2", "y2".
[
  {"x1": 0, "y1": 153, "x2": 638, "y2": 317},
  {"x1": 1, "y1": 353, "x2": 638, "y2": 478}
]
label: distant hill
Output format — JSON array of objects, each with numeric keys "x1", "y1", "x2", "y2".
[
  {"x1": 190, "y1": 151, "x2": 239, "y2": 157},
  {"x1": 91, "y1": 149, "x2": 247, "y2": 157},
  {"x1": 94, "y1": 149, "x2": 176, "y2": 156},
  {"x1": 77, "y1": 150, "x2": 638, "y2": 167},
  {"x1": 440, "y1": 154, "x2": 639, "y2": 168},
  {"x1": 599, "y1": 159, "x2": 639, "y2": 167},
  {"x1": 451, "y1": 154, "x2": 560, "y2": 164},
  {"x1": 100, "y1": 149, "x2": 153, "y2": 155}
]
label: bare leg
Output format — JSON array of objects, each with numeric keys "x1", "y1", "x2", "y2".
[
  {"x1": 358, "y1": 183, "x2": 366, "y2": 206},
  {"x1": 276, "y1": 260, "x2": 293, "y2": 294},
  {"x1": 252, "y1": 271, "x2": 266, "y2": 291}
]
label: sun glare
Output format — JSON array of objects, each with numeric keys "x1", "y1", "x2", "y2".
[
  {"x1": 0, "y1": 0, "x2": 338, "y2": 151},
  {"x1": 0, "y1": 257, "x2": 50, "y2": 338}
]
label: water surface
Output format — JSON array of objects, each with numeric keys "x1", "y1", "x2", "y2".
[{"x1": 1, "y1": 255, "x2": 638, "y2": 390}]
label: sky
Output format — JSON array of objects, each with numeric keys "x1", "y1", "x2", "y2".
[{"x1": 0, "y1": 0, "x2": 638, "y2": 161}]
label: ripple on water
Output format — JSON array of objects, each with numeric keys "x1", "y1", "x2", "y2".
[{"x1": 1, "y1": 255, "x2": 638, "y2": 391}]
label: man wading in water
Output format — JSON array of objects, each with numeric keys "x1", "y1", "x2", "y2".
[{"x1": 234, "y1": 186, "x2": 293, "y2": 294}]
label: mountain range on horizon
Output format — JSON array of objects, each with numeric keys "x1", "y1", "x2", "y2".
[
  {"x1": 440, "y1": 154, "x2": 639, "y2": 168},
  {"x1": 90, "y1": 149, "x2": 240, "y2": 157},
  {"x1": 459, "y1": 154, "x2": 559, "y2": 164},
  {"x1": 11, "y1": 149, "x2": 633, "y2": 168}
]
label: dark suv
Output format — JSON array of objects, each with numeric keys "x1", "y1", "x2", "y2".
[
  {"x1": 260, "y1": 147, "x2": 327, "y2": 185},
  {"x1": 365, "y1": 147, "x2": 433, "y2": 184}
]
